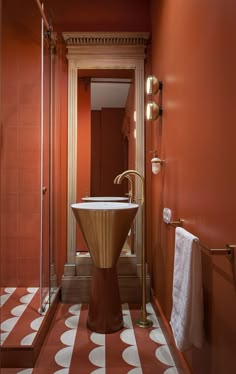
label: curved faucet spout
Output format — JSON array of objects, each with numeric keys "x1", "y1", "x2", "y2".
[
  {"x1": 114, "y1": 173, "x2": 135, "y2": 202},
  {"x1": 114, "y1": 169, "x2": 144, "y2": 203},
  {"x1": 113, "y1": 174, "x2": 120, "y2": 184}
]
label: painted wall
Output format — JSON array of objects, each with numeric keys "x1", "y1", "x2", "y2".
[
  {"x1": 1, "y1": 1, "x2": 42, "y2": 286},
  {"x1": 148, "y1": 0, "x2": 236, "y2": 372},
  {"x1": 76, "y1": 79, "x2": 91, "y2": 251},
  {"x1": 91, "y1": 107, "x2": 127, "y2": 197},
  {"x1": 125, "y1": 82, "x2": 136, "y2": 171},
  {"x1": 46, "y1": 0, "x2": 151, "y2": 33}
]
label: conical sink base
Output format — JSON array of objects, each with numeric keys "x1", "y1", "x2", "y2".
[{"x1": 71, "y1": 202, "x2": 139, "y2": 268}]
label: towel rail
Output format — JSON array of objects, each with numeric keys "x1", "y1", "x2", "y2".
[
  {"x1": 167, "y1": 219, "x2": 235, "y2": 257},
  {"x1": 195, "y1": 241, "x2": 235, "y2": 257}
]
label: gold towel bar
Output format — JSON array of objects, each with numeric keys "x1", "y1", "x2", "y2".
[
  {"x1": 194, "y1": 241, "x2": 235, "y2": 257},
  {"x1": 167, "y1": 219, "x2": 235, "y2": 257}
]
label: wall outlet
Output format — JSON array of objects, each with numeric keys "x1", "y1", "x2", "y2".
[{"x1": 163, "y1": 208, "x2": 172, "y2": 224}]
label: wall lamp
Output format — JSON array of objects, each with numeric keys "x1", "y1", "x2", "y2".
[
  {"x1": 146, "y1": 101, "x2": 162, "y2": 121},
  {"x1": 146, "y1": 75, "x2": 162, "y2": 95}
]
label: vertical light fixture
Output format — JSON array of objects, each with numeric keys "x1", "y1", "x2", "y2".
[
  {"x1": 146, "y1": 75, "x2": 163, "y2": 120},
  {"x1": 146, "y1": 76, "x2": 164, "y2": 174}
]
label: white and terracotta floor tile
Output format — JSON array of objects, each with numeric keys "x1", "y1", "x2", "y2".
[
  {"x1": 0, "y1": 287, "x2": 42, "y2": 346},
  {"x1": 1, "y1": 288, "x2": 181, "y2": 373}
]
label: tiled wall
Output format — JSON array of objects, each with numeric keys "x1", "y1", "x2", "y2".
[{"x1": 1, "y1": 2, "x2": 44, "y2": 286}]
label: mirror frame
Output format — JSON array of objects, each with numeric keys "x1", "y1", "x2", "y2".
[{"x1": 63, "y1": 32, "x2": 149, "y2": 265}]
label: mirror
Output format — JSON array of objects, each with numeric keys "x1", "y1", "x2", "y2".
[
  {"x1": 77, "y1": 69, "x2": 135, "y2": 254},
  {"x1": 78, "y1": 69, "x2": 135, "y2": 198},
  {"x1": 63, "y1": 31, "x2": 149, "y2": 265}
]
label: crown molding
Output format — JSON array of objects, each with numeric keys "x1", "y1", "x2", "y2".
[{"x1": 62, "y1": 31, "x2": 150, "y2": 46}]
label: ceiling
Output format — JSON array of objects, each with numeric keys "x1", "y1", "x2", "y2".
[
  {"x1": 91, "y1": 79, "x2": 131, "y2": 110},
  {"x1": 78, "y1": 69, "x2": 134, "y2": 111}
]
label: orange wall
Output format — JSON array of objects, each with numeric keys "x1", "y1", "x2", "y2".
[
  {"x1": 47, "y1": 0, "x2": 151, "y2": 33},
  {"x1": 77, "y1": 80, "x2": 91, "y2": 201},
  {"x1": 91, "y1": 108, "x2": 127, "y2": 197},
  {"x1": 148, "y1": 0, "x2": 236, "y2": 372},
  {"x1": 76, "y1": 80, "x2": 91, "y2": 250},
  {"x1": 125, "y1": 82, "x2": 136, "y2": 171},
  {"x1": 1, "y1": 1, "x2": 42, "y2": 286}
]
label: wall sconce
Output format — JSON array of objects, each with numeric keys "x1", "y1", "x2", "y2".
[
  {"x1": 146, "y1": 75, "x2": 162, "y2": 95},
  {"x1": 146, "y1": 101, "x2": 162, "y2": 121}
]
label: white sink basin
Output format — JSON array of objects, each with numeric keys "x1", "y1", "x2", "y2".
[
  {"x1": 74, "y1": 202, "x2": 134, "y2": 210},
  {"x1": 82, "y1": 196, "x2": 129, "y2": 202}
]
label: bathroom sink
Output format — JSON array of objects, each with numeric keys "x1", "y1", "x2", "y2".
[
  {"x1": 71, "y1": 202, "x2": 138, "y2": 268},
  {"x1": 71, "y1": 201, "x2": 139, "y2": 333},
  {"x1": 82, "y1": 196, "x2": 129, "y2": 202}
]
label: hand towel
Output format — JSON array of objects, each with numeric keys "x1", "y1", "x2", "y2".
[{"x1": 170, "y1": 227, "x2": 204, "y2": 351}]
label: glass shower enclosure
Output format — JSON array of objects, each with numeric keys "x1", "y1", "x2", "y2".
[{"x1": 0, "y1": 0, "x2": 58, "y2": 354}]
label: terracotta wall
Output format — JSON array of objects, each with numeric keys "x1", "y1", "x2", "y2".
[
  {"x1": 147, "y1": 0, "x2": 236, "y2": 372},
  {"x1": 125, "y1": 82, "x2": 136, "y2": 171},
  {"x1": 77, "y1": 80, "x2": 91, "y2": 201},
  {"x1": 76, "y1": 80, "x2": 91, "y2": 251},
  {"x1": 91, "y1": 107, "x2": 127, "y2": 197},
  {"x1": 47, "y1": 0, "x2": 151, "y2": 33},
  {"x1": 1, "y1": 1, "x2": 42, "y2": 286}
]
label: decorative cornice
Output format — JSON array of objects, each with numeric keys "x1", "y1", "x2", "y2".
[{"x1": 62, "y1": 32, "x2": 150, "y2": 46}]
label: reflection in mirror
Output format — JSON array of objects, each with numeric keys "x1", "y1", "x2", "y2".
[
  {"x1": 77, "y1": 69, "x2": 136, "y2": 254},
  {"x1": 77, "y1": 69, "x2": 135, "y2": 198}
]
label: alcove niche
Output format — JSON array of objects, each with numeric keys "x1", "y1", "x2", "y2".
[{"x1": 61, "y1": 32, "x2": 150, "y2": 303}]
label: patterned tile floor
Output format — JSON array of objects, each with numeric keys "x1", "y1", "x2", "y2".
[
  {"x1": 0, "y1": 287, "x2": 47, "y2": 347},
  {"x1": 1, "y1": 288, "x2": 180, "y2": 373}
]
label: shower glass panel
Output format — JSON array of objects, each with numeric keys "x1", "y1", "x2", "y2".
[
  {"x1": 40, "y1": 15, "x2": 58, "y2": 311},
  {"x1": 40, "y1": 15, "x2": 50, "y2": 312},
  {"x1": 0, "y1": 0, "x2": 57, "y2": 347}
]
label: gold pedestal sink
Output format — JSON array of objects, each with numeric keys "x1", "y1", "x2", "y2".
[{"x1": 71, "y1": 202, "x2": 139, "y2": 333}]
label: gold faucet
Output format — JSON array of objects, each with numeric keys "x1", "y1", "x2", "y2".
[
  {"x1": 114, "y1": 169, "x2": 144, "y2": 203},
  {"x1": 114, "y1": 173, "x2": 134, "y2": 202},
  {"x1": 114, "y1": 169, "x2": 152, "y2": 328}
]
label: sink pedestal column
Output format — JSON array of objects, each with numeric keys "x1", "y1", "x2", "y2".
[
  {"x1": 88, "y1": 267, "x2": 123, "y2": 333},
  {"x1": 71, "y1": 202, "x2": 139, "y2": 334}
]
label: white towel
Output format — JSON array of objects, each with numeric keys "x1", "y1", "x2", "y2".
[{"x1": 170, "y1": 227, "x2": 204, "y2": 351}]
